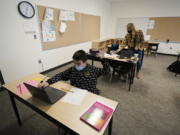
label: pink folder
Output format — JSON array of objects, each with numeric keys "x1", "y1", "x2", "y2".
[{"x1": 16, "y1": 80, "x2": 37, "y2": 95}]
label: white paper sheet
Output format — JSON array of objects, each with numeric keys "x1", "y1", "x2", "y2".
[
  {"x1": 104, "y1": 53, "x2": 118, "y2": 58},
  {"x1": 145, "y1": 35, "x2": 151, "y2": 41},
  {"x1": 42, "y1": 21, "x2": 56, "y2": 42},
  {"x1": 44, "y1": 8, "x2": 54, "y2": 20},
  {"x1": 23, "y1": 21, "x2": 36, "y2": 33},
  {"x1": 111, "y1": 54, "x2": 119, "y2": 57},
  {"x1": 148, "y1": 20, "x2": 155, "y2": 29},
  {"x1": 67, "y1": 10, "x2": 75, "y2": 21},
  {"x1": 60, "y1": 22, "x2": 67, "y2": 33},
  {"x1": 61, "y1": 87, "x2": 87, "y2": 105},
  {"x1": 60, "y1": 10, "x2": 75, "y2": 21},
  {"x1": 104, "y1": 53, "x2": 111, "y2": 58}
]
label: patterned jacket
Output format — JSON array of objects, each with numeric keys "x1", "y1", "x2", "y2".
[
  {"x1": 124, "y1": 30, "x2": 144, "y2": 50},
  {"x1": 47, "y1": 61, "x2": 110, "y2": 94}
]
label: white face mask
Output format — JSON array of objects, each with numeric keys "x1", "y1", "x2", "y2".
[{"x1": 75, "y1": 65, "x2": 85, "y2": 71}]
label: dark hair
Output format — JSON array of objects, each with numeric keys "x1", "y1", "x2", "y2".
[{"x1": 72, "y1": 50, "x2": 87, "y2": 62}]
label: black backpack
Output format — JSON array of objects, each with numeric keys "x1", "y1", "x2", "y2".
[
  {"x1": 167, "y1": 54, "x2": 180, "y2": 75},
  {"x1": 167, "y1": 61, "x2": 180, "y2": 73}
]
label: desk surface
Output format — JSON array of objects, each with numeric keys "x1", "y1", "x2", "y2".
[
  {"x1": 148, "y1": 41, "x2": 159, "y2": 45},
  {"x1": 87, "y1": 53, "x2": 138, "y2": 64},
  {"x1": 3, "y1": 73, "x2": 118, "y2": 135},
  {"x1": 104, "y1": 54, "x2": 138, "y2": 64}
]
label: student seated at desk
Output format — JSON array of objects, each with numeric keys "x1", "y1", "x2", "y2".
[
  {"x1": 107, "y1": 40, "x2": 119, "y2": 53},
  {"x1": 111, "y1": 39, "x2": 119, "y2": 51},
  {"x1": 38, "y1": 50, "x2": 110, "y2": 95}
]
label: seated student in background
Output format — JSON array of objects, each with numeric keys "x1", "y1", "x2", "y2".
[
  {"x1": 111, "y1": 39, "x2": 119, "y2": 51},
  {"x1": 38, "y1": 50, "x2": 110, "y2": 95}
]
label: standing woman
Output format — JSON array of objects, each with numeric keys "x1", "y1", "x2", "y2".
[{"x1": 124, "y1": 23, "x2": 144, "y2": 79}]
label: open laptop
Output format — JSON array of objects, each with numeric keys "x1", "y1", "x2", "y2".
[
  {"x1": 24, "y1": 83, "x2": 66, "y2": 104},
  {"x1": 118, "y1": 49, "x2": 133, "y2": 59}
]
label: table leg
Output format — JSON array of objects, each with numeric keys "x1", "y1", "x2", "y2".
[
  {"x1": 8, "y1": 91, "x2": 22, "y2": 126},
  {"x1": 128, "y1": 66, "x2": 133, "y2": 91},
  {"x1": 92, "y1": 60, "x2": 94, "y2": 66},
  {"x1": 132, "y1": 63, "x2": 136, "y2": 84},
  {"x1": 128, "y1": 63, "x2": 136, "y2": 91},
  {"x1": 108, "y1": 117, "x2": 113, "y2": 135}
]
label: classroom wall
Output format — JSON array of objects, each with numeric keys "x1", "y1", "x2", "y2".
[
  {"x1": 0, "y1": 0, "x2": 112, "y2": 82},
  {"x1": 110, "y1": 0, "x2": 180, "y2": 37}
]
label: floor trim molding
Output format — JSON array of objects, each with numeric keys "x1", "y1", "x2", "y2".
[
  {"x1": 40, "y1": 61, "x2": 73, "y2": 74},
  {"x1": 157, "y1": 53, "x2": 178, "y2": 56}
]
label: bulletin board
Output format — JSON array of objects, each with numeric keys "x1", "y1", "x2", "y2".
[
  {"x1": 81, "y1": 14, "x2": 101, "y2": 42},
  {"x1": 37, "y1": 5, "x2": 100, "y2": 50},
  {"x1": 147, "y1": 17, "x2": 180, "y2": 42}
]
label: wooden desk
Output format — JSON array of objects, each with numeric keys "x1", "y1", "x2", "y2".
[
  {"x1": 105, "y1": 54, "x2": 138, "y2": 91},
  {"x1": 104, "y1": 54, "x2": 138, "y2": 64},
  {"x1": 3, "y1": 73, "x2": 118, "y2": 135},
  {"x1": 87, "y1": 53, "x2": 138, "y2": 91}
]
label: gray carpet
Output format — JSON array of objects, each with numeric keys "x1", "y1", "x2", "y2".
[{"x1": 0, "y1": 55, "x2": 180, "y2": 135}]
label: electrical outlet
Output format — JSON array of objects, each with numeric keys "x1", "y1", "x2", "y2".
[
  {"x1": 34, "y1": 34, "x2": 37, "y2": 39},
  {"x1": 38, "y1": 59, "x2": 42, "y2": 64}
]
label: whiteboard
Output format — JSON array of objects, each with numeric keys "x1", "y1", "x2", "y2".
[{"x1": 116, "y1": 18, "x2": 150, "y2": 39}]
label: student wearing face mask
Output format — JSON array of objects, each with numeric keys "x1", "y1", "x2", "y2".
[
  {"x1": 124, "y1": 23, "x2": 144, "y2": 79},
  {"x1": 38, "y1": 50, "x2": 110, "y2": 95}
]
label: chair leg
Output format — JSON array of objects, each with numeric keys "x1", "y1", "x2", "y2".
[
  {"x1": 112, "y1": 69, "x2": 115, "y2": 76},
  {"x1": 110, "y1": 72, "x2": 113, "y2": 82},
  {"x1": 110, "y1": 69, "x2": 115, "y2": 82},
  {"x1": 128, "y1": 73, "x2": 131, "y2": 83},
  {"x1": 118, "y1": 72, "x2": 121, "y2": 78}
]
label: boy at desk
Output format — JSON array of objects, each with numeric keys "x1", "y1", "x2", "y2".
[{"x1": 38, "y1": 50, "x2": 110, "y2": 95}]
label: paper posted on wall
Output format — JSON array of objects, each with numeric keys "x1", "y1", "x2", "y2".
[
  {"x1": 60, "y1": 10, "x2": 75, "y2": 21},
  {"x1": 42, "y1": 21, "x2": 56, "y2": 42},
  {"x1": 44, "y1": 8, "x2": 54, "y2": 20},
  {"x1": 59, "y1": 22, "x2": 67, "y2": 33},
  {"x1": 145, "y1": 35, "x2": 151, "y2": 41},
  {"x1": 23, "y1": 21, "x2": 36, "y2": 34},
  {"x1": 148, "y1": 20, "x2": 155, "y2": 29}
]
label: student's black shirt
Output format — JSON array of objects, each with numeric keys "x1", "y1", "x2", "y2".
[{"x1": 47, "y1": 61, "x2": 110, "y2": 94}]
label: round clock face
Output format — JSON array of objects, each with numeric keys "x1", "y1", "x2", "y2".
[{"x1": 18, "y1": 1, "x2": 35, "y2": 18}]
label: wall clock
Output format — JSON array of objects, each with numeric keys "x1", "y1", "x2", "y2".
[{"x1": 18, "y1": 1, "x2": 35, "y2": 19}]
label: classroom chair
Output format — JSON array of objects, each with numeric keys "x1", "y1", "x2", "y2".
[
  {"x1": 108, "y1": 59, "x2": 131, "y2": 82},
  {"x1": 148, "y1": 43, "x2": 159, "y2": 57}
]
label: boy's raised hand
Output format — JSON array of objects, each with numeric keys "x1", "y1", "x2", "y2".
[{"x1": 37, "y1": 81, "x2": 49, "y2": 88}]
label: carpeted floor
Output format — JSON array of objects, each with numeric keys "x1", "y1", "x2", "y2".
[{"x1": 0, "y1": 55, "x2": 180, "y2": 135}]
